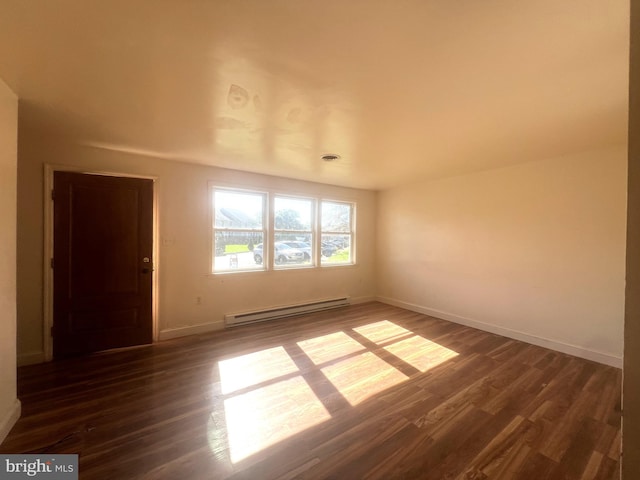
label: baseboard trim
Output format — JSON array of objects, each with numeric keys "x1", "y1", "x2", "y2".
[
  {"x1": 17, "y1": 351, "x2": 46, "y2": 366},
  {"x1": 376, "y1": 296, "x2": 623, "y2": 368},
  {"x1": 159, "y1": 321, "x2": 224, "y2": 341},
  {"x1": 0, "y1": 399, "x2": 21, "y2": 444},
  {"x1": 350, "y1": 295, "x2": 376, "y2": 305}
]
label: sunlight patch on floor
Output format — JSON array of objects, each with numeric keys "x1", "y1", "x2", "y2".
[
  {"x1": 383, "y1": 335, "x2": 458, "y2": 372},
  {"x1": 297, "y1": 331, "x2": 366, "y2": 365},
  {"x1": 218, "y1": 346, "x2": 299, "y2": 394},
  {"x1": 223, "y1": 376, "x2": 330, "y2": 463},
  {"x1": 321, "y1": 351, "x2": 408, "y2": 405},
  {"x1": 354, "y1": 320, "x2": 412, "y2": 344},
  {"x1": 215, "y1": 319, "x2": 458, "y2": 463}
]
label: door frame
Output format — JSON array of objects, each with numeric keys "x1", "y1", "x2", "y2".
[{"x1": 43, "y1": 164, "x2": 159, "y2": 361}]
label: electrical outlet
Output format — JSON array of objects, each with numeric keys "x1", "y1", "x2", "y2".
[{"x1": 196, "y1": 296, "x2": 202, "y2": 305}]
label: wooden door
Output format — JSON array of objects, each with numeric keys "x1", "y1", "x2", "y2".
[{"x1": 53, "y1": 172, "x2": 154, "y2": 358}]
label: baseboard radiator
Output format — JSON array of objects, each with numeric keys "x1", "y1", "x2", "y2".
[{"x1": 224, "y1": 297, "x2": 350, "y2": 327}]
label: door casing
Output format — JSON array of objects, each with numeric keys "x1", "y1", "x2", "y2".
[{"x1": 43, "y1": 164, "x2": 159, "y2": 361}]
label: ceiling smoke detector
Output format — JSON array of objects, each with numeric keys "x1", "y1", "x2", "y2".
[{"x1": 321, "y1": 154, "x2": 341, "y2": 162}]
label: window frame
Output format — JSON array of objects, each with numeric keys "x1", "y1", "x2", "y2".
[
  {"x1": 319, "y1": 199, "x2": 356, "y2": 267},
  {"x1": 273, "y1": 194, "x2": 316, "y2": 269},
  {"x1": 209, "y1": 184, "x2": 357, "y2": 274},
  {"x1": 211, "y1": 187, "x2": 268, "y2": 274}
]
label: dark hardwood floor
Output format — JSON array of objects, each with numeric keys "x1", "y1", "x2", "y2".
[{"x1": 1, "y1": 303, "x2": 621, "y2": 479}]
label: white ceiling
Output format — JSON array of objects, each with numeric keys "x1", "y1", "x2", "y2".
[{"x1": 0, "y1": 0, "x2": 630, "y2": 190}]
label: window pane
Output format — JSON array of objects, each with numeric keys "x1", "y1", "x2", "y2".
[
  {"x1": 274, "y1": 234, "x2": 313, "y2": 266},
  {"x1": 275, "y1": 197, "x2": 312, "y2": 231},
  {"x1": 213, "y1": 232, "x2": 264, "y2": 272},
  {"x1": 215, "y1": 191, "x2": 264, "y2": 229},
  {"x1": 272, "y1": 241, "x2": 308, "y2": 267},
  {"x1": 321, "y1": 202, "x2": 351, "y2": 232},
  {"x1": 321, "y1": 234, "x2": 352, "y2": 265}
]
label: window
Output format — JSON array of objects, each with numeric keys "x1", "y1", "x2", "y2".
[
  {"x1": 211, "y1": 186, "x2": 356, "y2": 273},
  {"x1": 212, "y1": 189, "x2": 266, "y2": 272},
  {"x1": 321, "y1": 201, "x2": 354, "y2": 265},
  {"x1": 274, "y1": 196, "x2": 314, "y2": 268}
]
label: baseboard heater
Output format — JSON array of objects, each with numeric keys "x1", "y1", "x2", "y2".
[{"x1": 224, "y1": 297, "x2": 350, "y2": 327}]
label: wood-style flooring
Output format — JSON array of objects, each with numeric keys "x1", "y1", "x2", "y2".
[{"x1": 1, "y1": 302, "x2": 621, "y2": 479}]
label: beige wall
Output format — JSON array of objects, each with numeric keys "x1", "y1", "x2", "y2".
[
  {"x1": 16, "y1": 130, "x2": 377, "y2": 362},
  {"x1": 623, "y1": 0, "x2": 639, "y2": 475},
  {"x1": 377, "y1": 147, "x2": 627, "y2": 366},
  {"x1": 0, "y1": 78, "x2": 19, "y2": 443}
]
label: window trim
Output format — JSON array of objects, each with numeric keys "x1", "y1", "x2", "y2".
[
  {"x1": 320, "y1": 199, "x2": 356, "y2": 267},
  {"x1": 211, "y1": 187, "x2": 268, "y2": 274},
  {"x1": 209, "y1": 184, "x2": 357, "y2": 274},
  {"x1": 273, "y1": 194, "x2": 316, "y2": 269}
]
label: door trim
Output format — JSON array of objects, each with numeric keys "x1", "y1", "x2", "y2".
[{"x1": 43, "y1": 164, "x2": 159, "y2": 361}]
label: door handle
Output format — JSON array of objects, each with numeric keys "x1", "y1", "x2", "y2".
[{"x1": 142, "y1": 257, "x2": 153, "y2": 274}]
